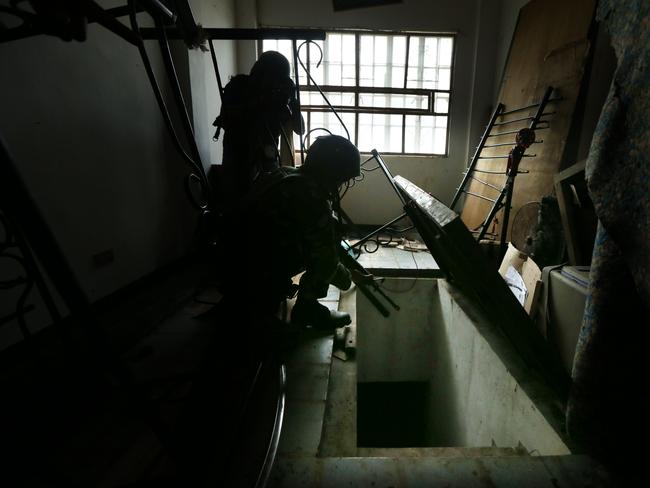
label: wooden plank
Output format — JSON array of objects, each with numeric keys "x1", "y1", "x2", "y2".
[
  {"x1": 395, "y1": 175, "x2": 570, "y2": 400},
  {"x1": 554, "y1": 160, "x2": 587, "y2": 264},
  {"x1": 461, "y1": 0, "x2": 597, "y2": 242}
]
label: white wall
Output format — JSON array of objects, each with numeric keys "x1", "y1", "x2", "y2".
[
  {"x1": 235, "y1": 0, "x2": 502, "y2": 224},
  {"x1": 188, "y1": 0, "x2": 238, "y2": 166},
  {"x1": 0, "y1": 0, "x2": 235, "y2": 348}
]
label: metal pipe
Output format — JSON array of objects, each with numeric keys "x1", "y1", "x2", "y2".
[
  {"x1": 461, "y1": 190, "x2": 497, "y2": 203},
  {"x1": 351, "y1": 213, "x2": 409, "y2": 250},
  {"x1": 492, "y1": 112, "x2": 556, "y2": 127},
  {"x1": 139, "y1": 27, "x2": 326, "y2": 40},
  {"x1": 498, "y1": 98, "x2": 562, "y2": 116}
]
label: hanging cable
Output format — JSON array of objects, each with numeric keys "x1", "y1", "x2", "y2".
[
  {"x1": 304, "y1": 127, "x2": 333, "y2": 148},
  {"x1": 297, "y1": 40, "x2": 351, "y2": 140}
]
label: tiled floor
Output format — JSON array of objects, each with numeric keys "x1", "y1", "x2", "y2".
[{"x1": 354, "y1": 243, "x2": 442, "y2": 277}]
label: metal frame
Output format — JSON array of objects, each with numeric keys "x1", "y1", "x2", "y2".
[{"x1": 259, "y1": 29, "x2": 456, "y2": 156}]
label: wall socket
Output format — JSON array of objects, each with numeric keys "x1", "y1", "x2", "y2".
[{"x1": 92, "y1": 248, "x2": 114, "y2": 268}]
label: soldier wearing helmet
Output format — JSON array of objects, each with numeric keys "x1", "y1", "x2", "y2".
[
  {"x1": 231, "y1": 135, "x2": 360, "y2": 329},
  {"x1": 214, "y1": 51, "x2": 304, "y2": 207}
]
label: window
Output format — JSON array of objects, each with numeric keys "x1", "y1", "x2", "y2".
[{"x1": 262, "y1": 31, "x2": 454, "y2": 155}]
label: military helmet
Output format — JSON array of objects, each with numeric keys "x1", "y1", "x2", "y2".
[
  {"x1": 250, "y1": 51, "x2": 291, "y2": 84},
  {"x1": 302, "y1": 135, "x2": 361, "y2": 189}
]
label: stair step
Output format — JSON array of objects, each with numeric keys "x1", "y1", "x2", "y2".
[{"x1": 356, "y1": 446, "x2": 528, "y2": 458}]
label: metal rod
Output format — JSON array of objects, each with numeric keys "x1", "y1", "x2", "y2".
[
  {"x1": 371, "y1": 150, "x2": 407, "y2": 205},
  {"x1": 373, "y1": 286, "x2": 400, "y2": 311},
  {"x1": 492, "y1": 112, "x2": 555, "y2": 127},
  {"x1": 139, "y1": 0, "x2": 175, "y2": 20},
  {"x1": 478, "y1": 154, "x2": 536, "y2": 159},
  {"x1": 483, "y1": 140, "x2": 542, "y2": 148},
  {"x1": 140, "y1": 27, "x2": 326, "y2": 40},
  {"x1": 469, "y1": 175, "x2": 503, "y2": 192},
  {"x1": 497, "y1": 86, "x2": 554, "y2": 259},
  {"x1": 300, "y1": 104, "x2": 438, "y2": 116},
  {"x1": 300, "y1": 84, "x2": 442, "y2": 96},
  {"x1": 83, "y1": 2, "x2": 141, "y2": 45},
  {"x1": 450, "y1": 103, "x2": 504, "y2": 210},
  {"x1": 465, "y1": 169, "x2": 507, "y2": 175},
  {"x1": 499, "y1": 98, "x2": 562, "y2": 116},
  {"x1": 487, "y1": 126, "x2": 549, "y2": 137},
  {"x1": 461, "y1": 190, "x2": 497, "y2": 203},
  {"x1": 351, "y1": 213, "x2": 409, "y2": 250},
  {"x1": 477, "y1": 190, "x2": 506, "y2": 241}
]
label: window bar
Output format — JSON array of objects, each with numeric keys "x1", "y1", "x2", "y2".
[
  {"x1": 354, "y1": 34, "x2": 360, "y2": 145},
  {"x1": 483, "y1": 140, "x2": 543, "y2": 148},
  {"x1": 414, "y1": 37, "x2": 425, "y2": 152},
  {"x1": 469, "y1": 175, "x2": 505, "y2": 192},
  {"x1": 465, "y1": 168, "x2": 507, "y2": 175},
  {"x1": 487, "y1": 126, "x2": 549, "y2": 137},
  {"x1": 385, "y1": 36, "x2": 393, "y2": 149},
  {"x1": 402, "y1": 35, "x2": 410, "y2": 153},
  {"x1": 478, "y1": 154, "x2": 536, "y2": 159},
  {"x1": 498, "y1": 98, "x2": 562, "y2": 116},
  {"x1": 292, "y1": 39, "x2": 304, "y2": 164}
]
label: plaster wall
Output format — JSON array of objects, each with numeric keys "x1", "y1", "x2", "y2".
[{"x1": 0, "y1": 0, "x2": 235, "y2": 349}]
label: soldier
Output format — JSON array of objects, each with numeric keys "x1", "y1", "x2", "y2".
[
  {"x1": 232, "y1": 135, "x2": 360, "y2": 329},
  {"x1": 214, "y1": 51, "x2": 304, "y2": 206}
]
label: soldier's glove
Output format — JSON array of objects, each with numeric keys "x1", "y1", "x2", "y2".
[{"x1": 330, "y1": 262, "x2": 352, "y2": 291}]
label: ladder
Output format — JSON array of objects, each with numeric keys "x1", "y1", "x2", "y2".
[{"x1": 451, "y1": 87, "x2": 557, "y2": 255}]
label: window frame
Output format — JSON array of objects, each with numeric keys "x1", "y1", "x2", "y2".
[{"x1": 259, "y1": 28, "x2": 456, "y2": 157}]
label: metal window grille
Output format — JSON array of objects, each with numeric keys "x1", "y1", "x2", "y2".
[{"x1": 261, "y1": 30, "x2": 455, "y2": 156}]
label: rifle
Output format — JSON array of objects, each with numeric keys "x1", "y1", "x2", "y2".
[{"x1": 339, "y1": 240, "x2": 400, "y2": 318}]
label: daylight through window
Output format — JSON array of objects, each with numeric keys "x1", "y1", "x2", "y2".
[{"x1": 262, "y1": 31, "x2": 454, "y2": 155}]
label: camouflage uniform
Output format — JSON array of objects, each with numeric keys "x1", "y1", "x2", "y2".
[{"x1": 237, "y1": 166, "x2": 343, "y2": 308}]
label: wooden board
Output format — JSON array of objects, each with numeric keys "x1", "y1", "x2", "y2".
[
  {"x1": 395, "y1": 175, "x2": 570, "y2": 400},
  {"x1": 461, "y1": 0, "x2": 597, "y2": 241}
]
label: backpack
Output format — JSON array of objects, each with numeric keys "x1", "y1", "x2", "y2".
[{"x1": 212, "y1": 74, "x2": 250, "y2": 141}]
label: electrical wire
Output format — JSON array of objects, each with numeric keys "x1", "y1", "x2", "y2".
[{"x1": 296, "y1": 40, "x2": 351, "y2": 141}]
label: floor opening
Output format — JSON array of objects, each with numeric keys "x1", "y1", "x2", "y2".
[{"x1": 357, "y1": 381, "x2": 429, "y2": 448}]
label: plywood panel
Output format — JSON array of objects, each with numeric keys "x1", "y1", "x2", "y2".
[{"x1": 461, "y1": 0, "x2": 596, "y2": 240}]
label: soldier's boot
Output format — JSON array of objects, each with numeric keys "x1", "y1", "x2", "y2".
[{"x1": 291, "y1": 298, "x2": 351, "y2": 329}]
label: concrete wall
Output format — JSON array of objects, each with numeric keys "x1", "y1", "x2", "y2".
[
  {"x1": 233, "y1": 0, "x2": 501, "y2": 224},
  {"x1": 357, "y1": 278, "x2": 437, "y2": 383},
  {"x1": 0, "y1": 0, "x2": 235, "y2": 349},
  {"x1": 356, "y1": 277, "x2": 569, "y2": 455},
  {"x1": 433, "y1": 280, "x2": 569, "y2": 454}
]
